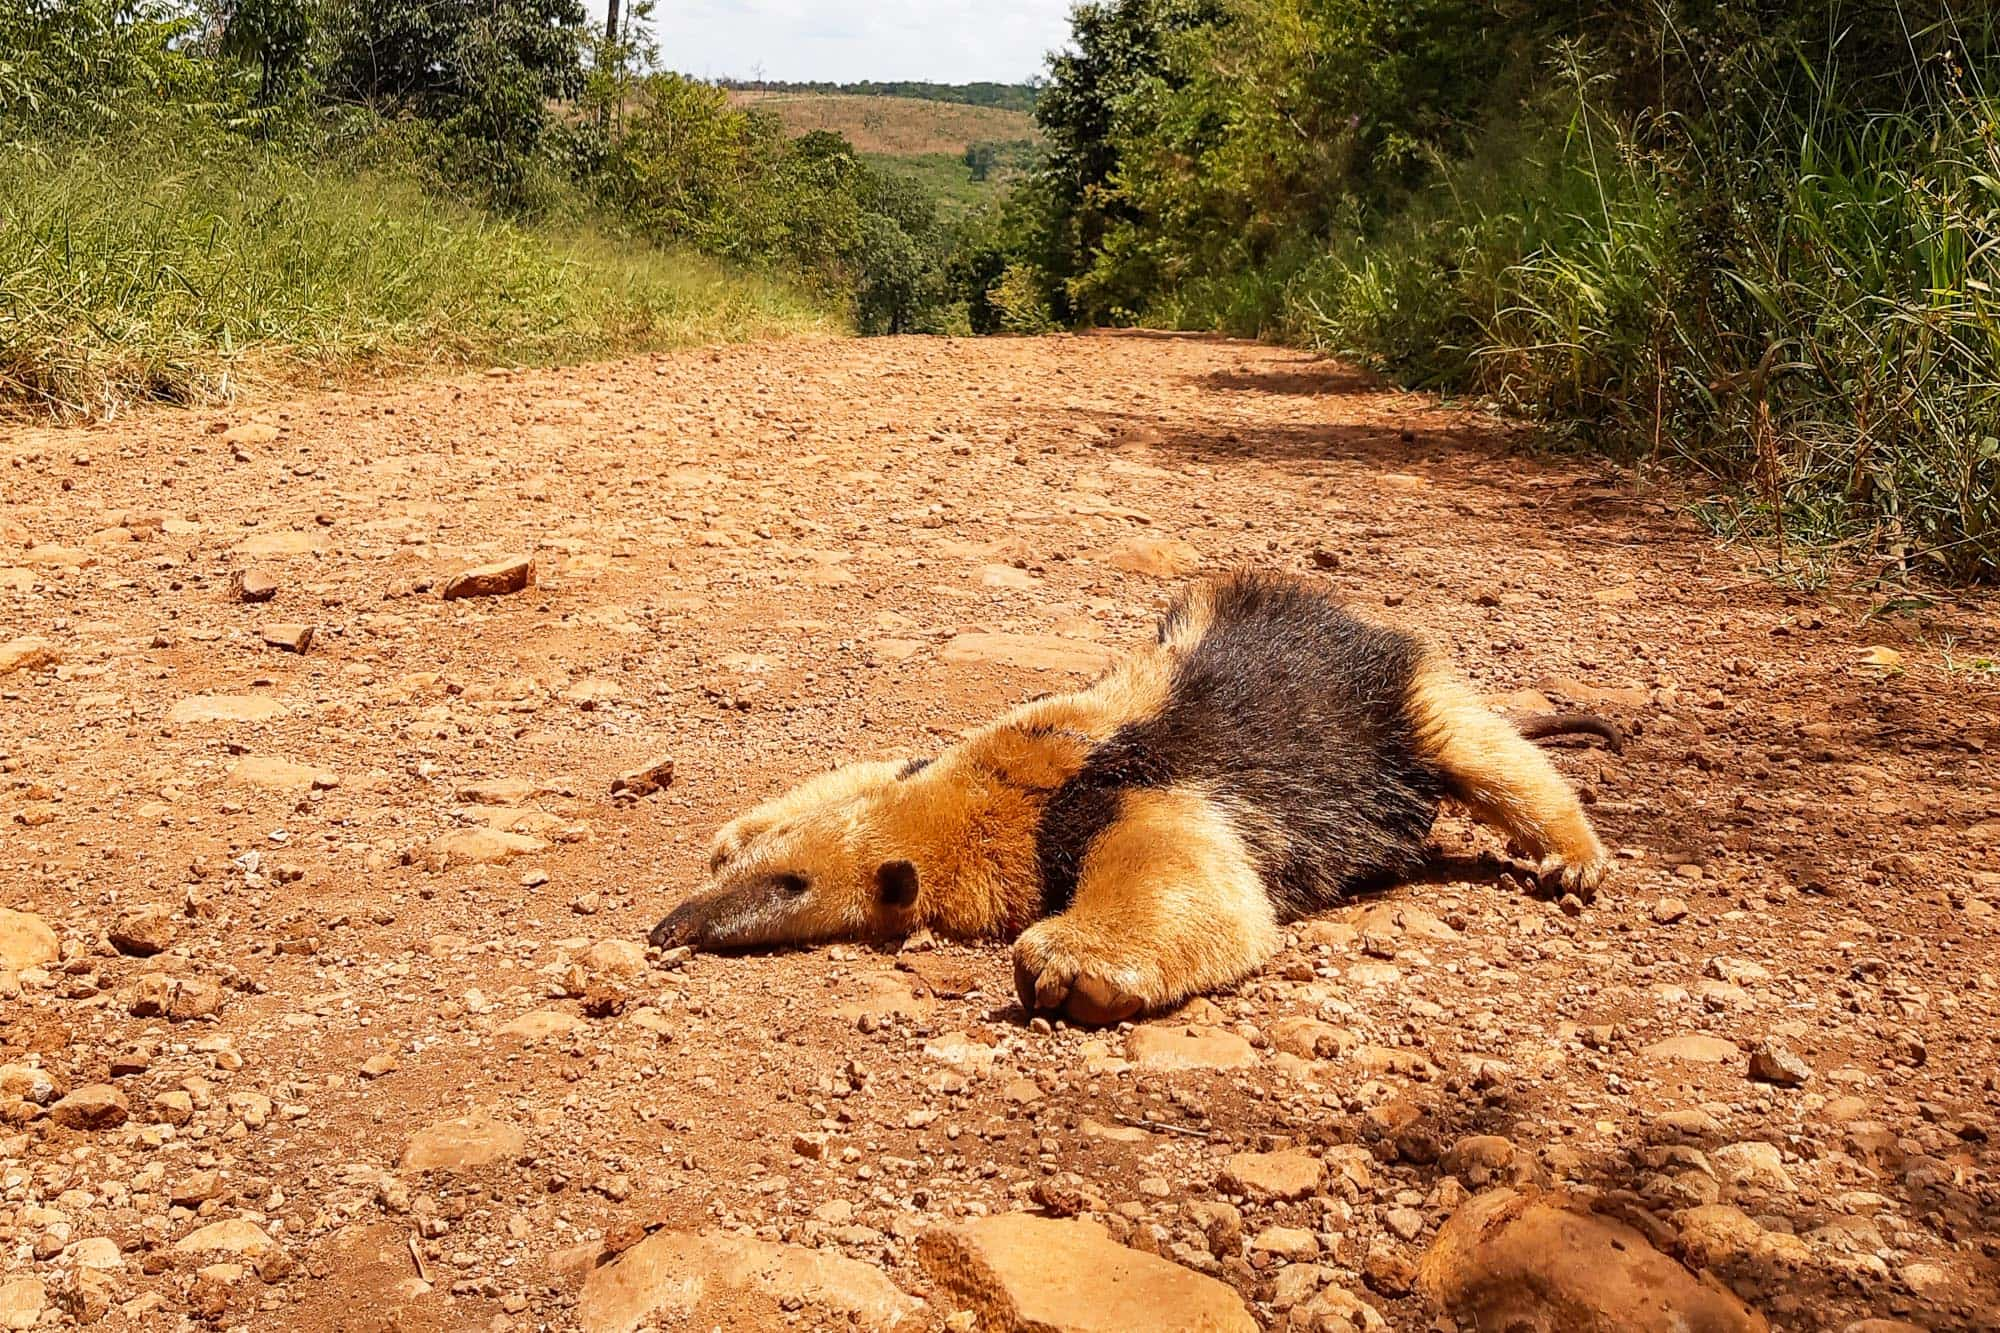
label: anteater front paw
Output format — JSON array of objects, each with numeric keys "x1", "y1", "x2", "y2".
[
  {"x1": 1539, "y1": 846, "x2": 1610, "y2": 898},
  {"x1": 1012, "y1": 919, "x2": 1151, "y2": 1026}
]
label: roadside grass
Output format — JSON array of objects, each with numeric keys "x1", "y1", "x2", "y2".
[{"x1": 0, "y1": 136, "x2": 837, "y2": 418}]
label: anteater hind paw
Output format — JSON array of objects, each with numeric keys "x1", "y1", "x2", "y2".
[{"x1": 1012, "y1": 920, "x2": 1151, "y2": 1026}]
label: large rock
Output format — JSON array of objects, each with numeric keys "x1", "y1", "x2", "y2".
[
  {"x1": 940, "y1": 633, "x2": 1115, "y2": 675},
  {"x1": 0, "y1": 637, "x2": 59, "y2": 677},
  {"x1": 1125, "y1": 1024, "x2": 1257, "y2": 1072},
  {"x1": 400, "y1": 1114, "x2": 525, "y2": 1172},
  {"x1": 919, "y1": 1213, "x2": 1255, "y2": 1333},
  {"x1": 0, "y1": 909, "x2": 58, "y2": 972},
  {"x1": 442, "y1": 555, "x2": 535, "y2": 600},
  {"x1": 1417, "y1": 1189, "x2": 1769, "y2": 1332},
  {"x1": 579, "y1": 1229, "x2": 921, "y2": 1333}
]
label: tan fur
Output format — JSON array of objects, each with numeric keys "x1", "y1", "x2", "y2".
[
  {"x1": 1012, "y1": 784, "x2": 1279, "y2": 1023},
  {"x1": 708, "y1": 757, "x2": 909, "y2": 872},
  {"x1": 1408, "y1": 654, "x2": 1609, "y2": 892}
]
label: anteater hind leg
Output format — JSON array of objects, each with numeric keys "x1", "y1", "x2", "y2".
[
  {"x1": 1014, "y1": 785, "x2": 1280, "y2": 1025},
  {"x1": 1410, "y1": 661, "x2": 1611, "y2": 894}
]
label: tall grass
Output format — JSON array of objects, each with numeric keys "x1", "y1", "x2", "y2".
[
  {"x1": 0, "y1": 133, "x2": 837, "y2": 418},
  {"x1": 1259, "y1": 70, "x2": 2000, "y2": 581}
]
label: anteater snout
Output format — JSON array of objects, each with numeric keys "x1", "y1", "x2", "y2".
[{"x1": 647, "y1": 898, "x2": 709, "y2": 950}]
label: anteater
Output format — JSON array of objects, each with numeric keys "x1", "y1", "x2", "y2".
[{"x1": 650, "y1": 570, "x2": 1619, "y2": 1024}]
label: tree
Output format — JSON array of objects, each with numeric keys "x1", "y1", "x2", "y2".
[{"x1": 323, "y1": 0, "x2": 588, "y2": 202}]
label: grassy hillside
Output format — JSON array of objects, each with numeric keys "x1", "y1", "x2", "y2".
[
  {"x1": 1, "y1": 139, "x2": 835, "y2": 418},
  {"x1": 726, "y1": 91, "x2": 1037, "y2": 157}
]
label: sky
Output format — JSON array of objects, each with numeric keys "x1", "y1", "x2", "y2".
[{"x1": 641, "y1": 0, "x2": 1077, "y2": 85}]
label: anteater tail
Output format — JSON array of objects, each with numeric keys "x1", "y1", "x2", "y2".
[{"x1": 1515, "y1": 712, "x2": 1625, "y2": 753}]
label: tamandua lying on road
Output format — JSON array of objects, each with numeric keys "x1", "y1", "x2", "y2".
[{"x1": 650, "y1": 570, "x2": 1620, "y2": 1024}]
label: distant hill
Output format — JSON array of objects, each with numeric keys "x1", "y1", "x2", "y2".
[
  {"x1": 726, "y1": 91, "x2": 1038, "y2": 157},
  {"x1": 717, "y1": 80, "x2": 1037, "y2": 112}
]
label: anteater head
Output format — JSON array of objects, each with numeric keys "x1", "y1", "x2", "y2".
[{"x1": 648, "y1": 794, "x2": 925, "y2": 952}]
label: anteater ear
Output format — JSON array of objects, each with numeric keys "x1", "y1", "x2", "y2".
[{"x1": 874, "y1": 859, "x2": 919, "y2": 909}]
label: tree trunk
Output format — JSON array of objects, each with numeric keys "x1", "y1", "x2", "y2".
[{"x1": 606, "y1": 0, "x2": 621, "y2": 45}]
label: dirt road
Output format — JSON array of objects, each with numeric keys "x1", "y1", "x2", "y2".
[{"x1": 3, "y1": 333, "x2": 1997, "y2": 1332}]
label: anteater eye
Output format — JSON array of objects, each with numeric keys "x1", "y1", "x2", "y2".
[{"x1": 773, "y1": 872, "x2": 810, "y2": 896}]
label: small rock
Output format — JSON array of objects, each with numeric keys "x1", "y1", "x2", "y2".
[
  {"x1": 232, "y1": 569, "x2": 279, "y2": 603},
  {"x1": 0, "y1": 1276, "x2": 46, "y2": 1331},
  {"x1": 1651, "y1": 898, "x2": 1690, "y2": 925},
  {"x1": 1219, "y1": 1150, "x2": 1323, "y2": 1202},
  {"x1": 1709, "y1": 1141, "x2": 1794, "y2": 1192},
  {"x1": 259, "y1": 622, "x2": 314, "y2": 653},
  {"x1": 434, "y1": 827, "x2": 548, "y2": 866},
  {"x1": 400, "y1": 1114, "x2": 526, "y2": 1172},
  {"x1": 168, "y1": 694, "x2": 287, "y2": 724},
  {"x1": 442, "y1": 555, "x2": 535, "y2": 600},
  {"x1": 174, "y1": 1219, "x2": 275, "y2": 1255},
  {"x1": 0, "y1": 637, "x2": 60, "y2": 678},
  {"x1": 1641, "y1": 1034, "x2": 1741, "y2": 1065},
  {"x1": 1249, "y1": 1225, "x2": 1319, "y2": 1259},
  {"x1": 67, "y1": 1237, "x2": 123, "y2": 1271},
  {"x1": 1292, "y1": 1284, "x2": 1388, "y2": 1331},
  {"x1": 497, "y1": 1009, "x2": 586, "y2": 1041},
  {"x1": 1361, "y1": 1246, "x2": 1415, "y2": 1298},
  {"x1": 1104, "y1": 537, "x2": 1202, "y2": 578},
  {"x1": 1126, "y1": 1024, "x2": 1257, "y2": 1072},
  {"x1": 1748, "y1": 1040, "x2": 1812, "y2": 1087},
  {"x1": 48, "y1": 1085, "x2": 130, "y2": 1131},
  {"x1": 938, "y1": 632, "x2": 1115, "y2": 675},
  {"x1": 0, "y1": 909, "x2": 58, "y2": 972},
  {"x1": 580, "y1": 1228, "x2": 921, "y2": 1332},
  {"x1": 1382, "y1": 1207, "x2": 1427, "y2": 1242},
  {"x1": 108, "y1": 904, "x2": 177, "y2": 957},
  {"x1": 586, "y1": 938, "x2": 647, "y2": 978},
  {"x1": 1441, "y1": 1136, "x2": 1519, "y2": 1188},
  {"x1": 611, "y1": 756, "x2": 675, "y2": 799}
]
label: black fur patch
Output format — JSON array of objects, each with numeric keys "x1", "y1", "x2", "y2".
[
  {"x1": 1037, "y1": 572, "x2": 1444, "y2": 919},
  {"x1": 897, "y1": 757, "x2": 932, "y2": 779}
]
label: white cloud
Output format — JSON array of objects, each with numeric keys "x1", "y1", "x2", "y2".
[{"x1": 635, "y1": 0, "x2": 1076, "y2": 85}]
